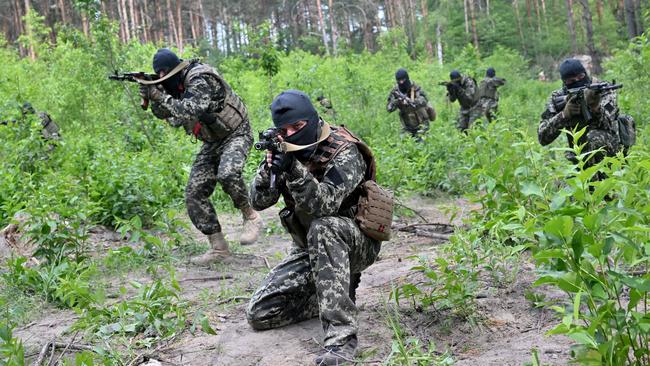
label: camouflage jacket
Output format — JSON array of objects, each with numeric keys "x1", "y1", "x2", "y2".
[
  {"x1": 38, "y1": 112, "x2": 61, "y2": 141},
  {"x1": 478, "y1": 77, "x2": 506, "y2": 100},
  {"x1": 448, "y1": 76, "x2": 478, "y2": 109},
  {"x1": 150, "y1": 62, "x2": 248, "y2": 142},
  {"x1": 386, "y1": 84, "x2": 430, "y2": 128},
  {"x1": 538, "y1": 82, "x2": 620, "y2": 151},
  {"x1": 250, "y1": 135, "x2": 367, "y2": 244}
]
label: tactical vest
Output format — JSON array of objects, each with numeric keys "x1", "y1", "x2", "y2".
[
  {"x1": 181, "y1": 63, "x2": 248, "y2": 142},
  {"x1": 398, "y1": 86, "x2": 433, "y2": 128},
  {"x1": 478, "y1": 78, "x2": 497, "y2": 100},
  {"x1": 280, "y1": 126, "x2": 393, "y2": 242}
]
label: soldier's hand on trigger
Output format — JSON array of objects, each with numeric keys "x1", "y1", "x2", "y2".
[
  {"x1": 269, "y1": 151, "x2": 294, "y2": 174},
  {"x1": 562, "y1": 95, "x2": 581, "y2": 120},
  {"x1": 139, "y1": 83, "x2": 164, "y2": 102},
  {"x1": 584, "y1": 88, "x2": 602, "y2": 111}
]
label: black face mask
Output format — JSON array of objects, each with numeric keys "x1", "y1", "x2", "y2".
[
  {"x1": 565, "y1": 76, "x2": 591, "y2": 90},
  {"x1": 285, "y1": 120, "x2": 321, "y2": 161},
  {"x1": 398, "y1": 79, "x2": 412, "y2": 93},
  {"x1": 162, "y1": 73, "x2": 183, "y2": 99}
]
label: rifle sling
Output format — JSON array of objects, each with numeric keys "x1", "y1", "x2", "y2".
[
  {"x1": 280, "y1": 123, "x2": 331, "y2": 153},
  {"x1": 137, "y1": 60, "x2": 190, "y2": 85}
]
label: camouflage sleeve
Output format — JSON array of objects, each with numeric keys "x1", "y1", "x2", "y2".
[
  {"x1": 387, "y1": 90, "x2": 398, "y2": 112},
  {"x1": 150, "y1": 99, "x2": 173, "y2": 119},
  {"x1": 167, "y1": 117, "x2": 184, "y2": 128},
  {"x1": 250, "y1": 160, "x2": 282, "y2": 211},
  {"x1": 157, "y1": 75, "x2": 225, "y2": 124},
  {"x1": 538, "y1": 96, "x2": 567, "y2": 146},
  {"x1": 285, "y1": 145, "x2": 366, "y2": 217},
  {"x1": 590, "y1": 91, "x2": 620, "y2": 136},
  {"x1": 495, "y1": 77, "x2": 506, "y2": 86},
  {"x1": 459, "y1": 79, "x2": 477, "y2": 106}
]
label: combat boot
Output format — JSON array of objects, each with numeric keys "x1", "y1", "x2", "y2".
[
  {"x1": 239, "y1": 207, "x2": 262, "y2": 245},
  {"x1": 314, "y1": 337, "x2": 357, "y2": 366},
  {"x1": 190, "y1": 232, "x2": 229, "y2": 265}
]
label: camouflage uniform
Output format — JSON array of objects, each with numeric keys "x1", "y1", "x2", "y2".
[
  {"x1": 386, "y1": 83, "x2": 432, "y2": 137},
  {"x1": 246, "y1": 127, "x2": 381, "y2": 348},
  {"x1": 539, "y1": 82, "x2": 621, "y2": 167},
  {"x1": 448, "y1": 76, "x2": 481, "y2": 131},
  {"x1": 477, "y1": 76, "x2": 506, "y2": 122},
  {"x1": 149, "y1": 62, "x2": 253, "y2": 235}
]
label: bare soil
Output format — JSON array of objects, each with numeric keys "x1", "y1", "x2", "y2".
[{"x1": 11, "y1": 195, "x2": 572, "y2": 366}]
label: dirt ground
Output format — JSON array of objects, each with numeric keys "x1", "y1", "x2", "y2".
[{"x1": 11, "y1": 195, "x2": 572, "y2": 366}]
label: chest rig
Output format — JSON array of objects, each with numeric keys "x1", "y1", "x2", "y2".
[{"x1": 181, "y1": 62, "x2": 248, "y2": 142}]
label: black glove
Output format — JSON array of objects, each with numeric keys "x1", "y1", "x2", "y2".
[
  {"x1": 270, "y1": 151, "x2": 294, "y2": 174},
  {"x1": 446, "y1": 83, "x2": 458, "y2": 94},
  {"x1": 139, "y1": 83, "x2": 164, "y2": 102},
  {"x1": 584, "y1": 88, "x2": 602, "y2": 110},
  {"x1": 562, "y1": 95, "x2": 581, "y2": 120}
]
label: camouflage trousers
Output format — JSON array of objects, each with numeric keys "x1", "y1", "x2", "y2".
[
  {"x1": 185, "y1": 122, "x2": 253, "y2": 235},
  {"x1": 246, "y1": 216, "x2": 381, "y2": 347},
  {"x1": 565, "y1": 128, "x2": 620, "y2": 168},
  {"x1": 457, "y1": 105, "x2": 483, "y2": 132},
  {"x1": 479, "y1": 97, "x2": 499, "y2": 123}
]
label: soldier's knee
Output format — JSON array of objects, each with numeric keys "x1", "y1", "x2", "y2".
[
  {"x1": 216, "y1": 169, "x2": 240, "y2": 185},
  {"x1": 308, "y1": 217, "x2": 344, "y2": 237},
  {"x1": 246, "y1": 305, "x2": 271, "y2": 330}
]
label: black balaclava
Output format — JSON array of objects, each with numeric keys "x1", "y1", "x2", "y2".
[
  {"x1": 270, "y1": 90, "x2": 321, "y2": 160},
  {"x1": 395, "y1": 68, "x2": 411, "y2": 93},
  {"x1": 486, "y1": 67, "x2": 496, "y2": 78},
  {"x1": 559, "y1": 59, "x2": 590, "y2": 89},
  {"x1": 450, "y1": 70, "x2": 461, "y2": 84},
  {"x1": 21, "y1": 102, "x2": 35, "y2": 115},
  {"x1": 153, "y1": 48, "x2": 183, "y2": 98}
]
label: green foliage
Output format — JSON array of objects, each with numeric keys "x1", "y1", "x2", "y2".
[
  {"x1": 383, "y1": 305, "x2": 454, "y2": 366},
  {"x1": 3, "y1": 257, "x2": 103, "y2": 309},
  {"x1": 0, "y1": 321, "x2": 25, "y2": 366},
  {"x1": 75, "y1": 270, "x2": 186, "y2": 342}
]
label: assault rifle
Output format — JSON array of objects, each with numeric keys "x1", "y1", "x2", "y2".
[
  {"x1": 254, "y1": 127, "x2": 282, "y2": 189},
  {"x1": 108, "y1": 71, "x2": 159, "y2": 110},
  {"x1": 553, "y1": 81, "x2": 623, "y2": 121},
  {"x1": 392, "y1": 89, "x2": 417, "y2": 108}
]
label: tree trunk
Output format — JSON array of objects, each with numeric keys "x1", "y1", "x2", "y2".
[
  {"x1": 633, "y1": 0, "x2": 643, "y2": 37},
  {"x1": 566, "y1": 0, "x2": 578, "y2": 54},
  {"x1": 197, "y1": 0, "x2": 206, "y2": 40},
  {"x1": 624, "y1": 0, "x2": 638, "y2": 38},
  {"x1": 24, "y1": 0, "x2": 36, "y2": 60},
  {"x1": 166, "y1": 0, "x2": 179, "y2": 47},
  {"x1": 190, "y1": 4, "x2": 198, "y2": 45},
  {"x1": 141, "y1": 1, "x2": 149, "y2": 43},
  {"x1": 596, "y1": 0, "x2": 604, "y2": 24},
  {"x1": 155, "y1": 0, "x2": 164, "y2": 44},
  {"x1": 421, "y1": 0, "x2": 434, "y2": 60},
  {"x1": 14, "y1": 0, "x2": 25, "y2": 56},
  {"x1": 463, "y1": 0, "x2": 470, "y2": 33},
  {"x1": 578, "y1": 0, "x2": 601, "y2": 74},
  {"x1": 436, "y1": 20, "x2": 443, "y2": 65},
  {"x1": 469, "y1": 0, "x2": 480, "y2": 52},
  {"x1": 116, "y1": 0, "x2": 126, "y2": 42},
  {"x1": 129, "y1": 0, "x2": 137, "y2": 41},
  {"x1": 533, "y1": 0, "x2": 542, "y2": 32},
  {"x1": 176, "y1": 0, "x2": 183, "y2": 52},
  {"x1": 328, "y1": 0, "x2": 338, "y2": 55},
  {"x1": 81, "y1": 13, "x2": 89, "y2": 37},
  {"x1": 58, "y1": 0, "x2": 67, "y2": 24},
  {"x1": 315, "y1": 0, "x2": 330, "y2": 55},
  {"x1": 512, "y1": 0, "x2": 527, "y2": 56}
]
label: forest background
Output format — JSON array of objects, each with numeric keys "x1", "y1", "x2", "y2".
[{"x1": 1, "y1": 0, "x2": 650, "y2": 365}]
